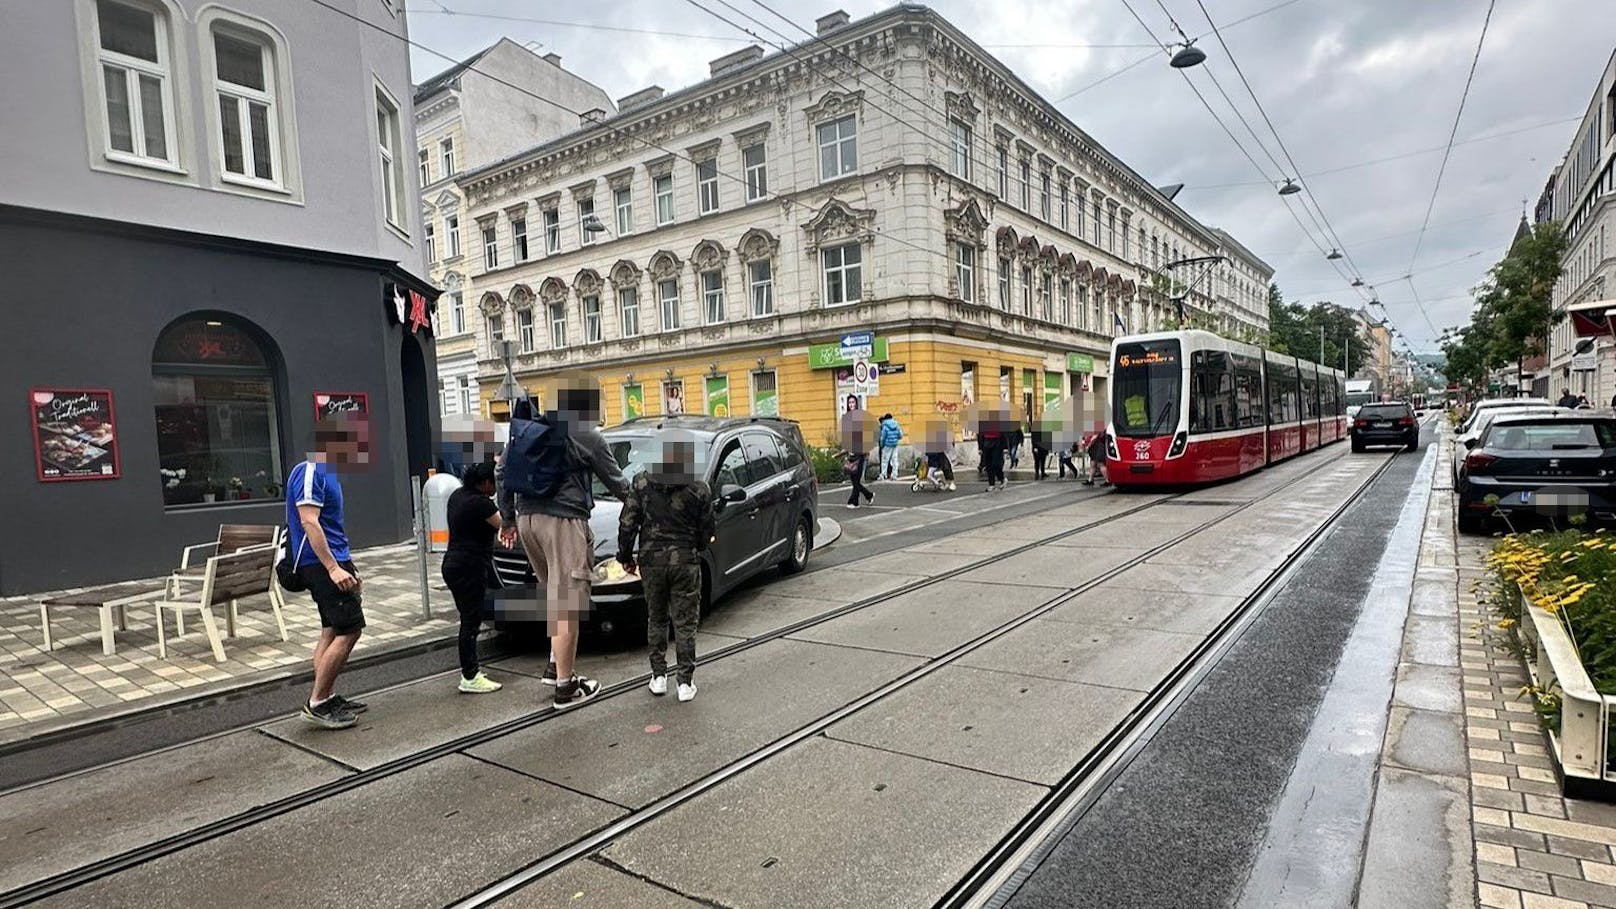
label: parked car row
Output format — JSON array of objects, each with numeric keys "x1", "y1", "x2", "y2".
[{"x1": 1456, "y1": 412, "x2": 1616, "y2": 534}]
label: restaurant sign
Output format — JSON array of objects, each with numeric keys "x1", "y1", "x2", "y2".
[
  {"x1": 31, "y1": 388, "x2": 120, "y2": 482},
  {"x1": 387, "y1": 283, "x2": 434, "y2": 336}
]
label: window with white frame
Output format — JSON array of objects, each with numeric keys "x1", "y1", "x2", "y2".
[
  {"x1": 516, "y1": 308, "x2": 535, "y2": 353},
  {"x1": 955, "y1": 244, "x2": 975, "y2": 303},
  {"x1": 424, "y1": 222, "x2": 435, "y2": 262},
  {"x1": 457, "y1": 376, "x2": 473, "y2": 414},
  {"x1": 1019, "y1": 159, "x2": 1031, "y2": 209},
  {"x1": 1060, "y1": 278, "x2": 1072, "y2": 325},
  {"x1": 1076, "y1": 284, "x2": 1088, "y2": 329},
  {"x1": 548, "y1": 302, "x2": 567, "y2": 348},
  {"x1": 822, "y1": 243, "x2": 861, "y2": 306},
  {"x1": 749, "y1": 260, "x2": 773, "y2": 317},
  {"x1": 697, "y1": 158, "x2": 719, "y2": 214},
  {"x1": 654, "y1": 175, "x2": 674, "y2": 225},
  {"x1": 487, "y1": 314, "x2": 504, "y2": 356},
  {"x1": 951, "y1": 119, "x2": 971, "y2": 179},
  {"x1": 583, "y1": 295, "x2": 602, "y2": 343},
  {"x1": 817, "y1": 115, "x2": 857, "y2": 181},
  {"x1": 658, "y1": 279, "x2": 680, "y2": 330},
  {"x1": 418, "y1": 148, "x2": 429, "y2": 185},
  {"x1": 542, "y1": 207, "x2": 559, "y2": 253},
  {"x1": 1059, "y1": 183, "x2": 1069, "y2": 231},
  {"x1": 511, "y1": 216, "x2": 528, "y2": 261},
  {"x1": 448, "y1": 291, "x2": 464, "y2": 334},
  {"x1": 744, "y1": 144, "x2": 768, "y2": 201},
  {"x1": 445, "y1": 215, "x2": 460, "y2": 257},
  {"x1": 481, "y1": 225, "x2": 498, "y2": 270},
  {"x1": 998, "y1": 256, "x2": 1011, "y2": 309},
  {"x1": 212, "y1": 28, "x2": 279, "y2": 184},
  {"x1": 997, "y1": 146, "x2": 1009, "y2": 198},
  {"x1": 1039, "y1": 169, "x2": 1051, "y2": 221},
  {"x1": 701, "y1": 271, "x2": 724, "y2": 323},
  {"x1": 1107, "y1": 208, "x2": 1116, "y2": 251},
  {"x1": 1092, "y1": 197, "x2": 1102, "y2": 241},
  {"x1": 619, "y1": 287, "x2": 640, "y2": 337},
  {"x1": 95, "y1": 0, "x2": 178, "y2": 166},
  {"x1": 1040, "y1": 273, "x2": 1053, "y2": 321},
  {"x1": 1021, "y1": 265, "x2": 1033, "y2": 315},
  {"x1": 440, "y1": 137, "x2": 454, "y2": 177},
  {"x1": 578, "y1": 198, "x2": 596, "y2": 245},
  {"x1": 614, "y1": 187, "x2": 633, "y2": 235}
]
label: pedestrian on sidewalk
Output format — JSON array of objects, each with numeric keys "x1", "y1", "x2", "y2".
[
  {"x1": 1083, "y1": 430, "x2": 1108, "y2": 485},
  {"x1": 1007, "y1": 420, "x2": 1024, "y2": 471},
  {"x1": 979, "y1": 411, "x2": 1007, "y2": 491},
  {"x1": 1057, "y1": 439, "x2": 1080, "y2": 479},
  {"x1": 1557, "y1": 387, "x2": 1579, "y2": 408},
  {"x1": 877, "y1": 413, "x2": 903, "y2": 480},
  {"x1": 1031, "y1": 423, "x2": 1051, "y2": 480},
  {"x1": 840, "y1": 405, "x2": 875, "y2": 509},
  {"x1": 618, "y1": 431, "x2": 715, "y2": 703},
  {"x1": 922, "y1": 419, "x2": 957, "y2": 491},
  {"x1": 498, "y1": 377, "x2": 631, "y2": 709},
  {"x1": 287, "y1": 415, "x2": 371, "y2": 730},
  {"x1": 441, "y1": 460, "x2": 504, "y2": 694}
]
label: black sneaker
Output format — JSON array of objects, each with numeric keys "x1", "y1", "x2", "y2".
[
  {"x1": 300, "y1": 700, "x2": 357, "y2": 729},
  {"x1": 329, "y1": 694, "x2": 368, "y2": 714},
  {"x1": 553, "y1": 675, "x2": 600, "y2": 709},
  {"x1": 541, "y1": 661, "x2": 558, "y2": 686}
]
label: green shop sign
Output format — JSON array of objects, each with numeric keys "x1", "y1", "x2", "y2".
[
  {"x1": 809, "y1": 337, "x2": 890, "y2": 369},
  {"x1": 1066, "y1": 353, "x2": 1095, "y2": 373}
]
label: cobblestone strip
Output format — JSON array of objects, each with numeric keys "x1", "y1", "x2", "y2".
[{"x1": 1446, "y1": 428, "x2": 1616, "y2": 909}]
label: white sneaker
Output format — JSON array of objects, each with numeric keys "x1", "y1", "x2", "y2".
[
  {"x1": 677, "y1": 682, "x2": 697, "y2": 702},
  {"x1": 648, "y1": 674, "x2": 668, "y2": 696},
  {"x1": 845, "y1": 503, "x2": 858, "y2": 510}
]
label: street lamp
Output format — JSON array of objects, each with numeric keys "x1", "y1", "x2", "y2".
[
  {"x1": 1278, "y1": 179, "x2": 1302, "y2": 196},
  {"x1": 1169, "y1": 41, "x2": 1206, "y2": 68},
  {"x1": 581, "y1": 214, "x2": 608, "y2": 235},
  {"x1": 1351, "y1": 278, "x2": 1365, "y2": 287},
  {"x1": 1326, "y1": 249, "x2": 1343, "y2": 260}
]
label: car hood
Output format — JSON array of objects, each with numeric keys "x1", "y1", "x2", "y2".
[{"x1": 589, "y1": 499, "x2": 622, "y2": 559}]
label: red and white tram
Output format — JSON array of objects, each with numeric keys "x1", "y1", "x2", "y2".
[{"x1": 1105, "y1": 330, "x2": 1347, "y2": 487}]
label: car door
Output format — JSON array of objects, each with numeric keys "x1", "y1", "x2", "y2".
[
  {"x1": 707, "y1": 434, "x2": 764, "y2": 589},
  {"x1": 742, "y1": 431, "x2": 791, "y2": 566}
]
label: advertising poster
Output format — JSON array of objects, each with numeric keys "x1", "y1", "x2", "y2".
[
  {"x1": 662, "y1": 380, "x2": 685, "y2": 416},
  {"x1": 314, "y1": 392, "x2": 369, "y2": 419},
  {"x1": 752, "y1": 373, "x2": 779, "y2": 417},
  {"x1": 31, "y1": 388, "x2": 120, "y2": 481},
  {"x1": 623, "y1": 384, "x2": 645, "y2": 420},
  {"x1": 705, "y1": 376, "x2": 730, "y2": 417}
]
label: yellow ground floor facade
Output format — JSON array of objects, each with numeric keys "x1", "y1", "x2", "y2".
[{"x1": 482, "y1": 329, "x2": 1113, "y2": 449}]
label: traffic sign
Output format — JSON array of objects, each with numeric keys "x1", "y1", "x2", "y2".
[
  {"x1": 840, "y1": 331, "x2": 874, "y2": 360},
  {"x1": 852, "y1": 356, "x2": 876, "y2": 395}
]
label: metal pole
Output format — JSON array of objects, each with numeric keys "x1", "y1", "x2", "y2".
[{"x1": 411, "y1": 475, "x2": 430, "y2": 618}]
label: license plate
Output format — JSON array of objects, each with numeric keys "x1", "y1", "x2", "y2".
[
  {"x1": 1374, "y1": 421, "x2": 1391, "y2": 428},
  {"x1": 1518, "y1": 491, "x2": 1532, "y2": 505}
]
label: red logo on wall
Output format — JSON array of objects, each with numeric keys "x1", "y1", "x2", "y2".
[{"x1": 388, "y1": 283, "x2": 435, "y2": 336}]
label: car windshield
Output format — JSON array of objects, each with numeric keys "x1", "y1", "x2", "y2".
[
  {"x1": 1113, "y1": 339, "x2": 1182, "y2": 437},
  {"x1": 1345, "y1": 392, "x2": 1376, "y2": 409},
  {"x1": 1485, "y1": 422, "x2": 1616, "y2": 451},
  {"x1": 1358, "y1": 404, "x2": 1410, "y2": 419},
  {"x1": 591, "y1": 434, "x2": 711, "y2": 499}
]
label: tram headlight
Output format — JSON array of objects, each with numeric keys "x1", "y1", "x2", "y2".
[
  {"x1": 1166, "y1": 431, "x2": 1188, "y2": 459},
  {"x1": 1106, "y1": 433, "x2": 1119, "y2": 460}
]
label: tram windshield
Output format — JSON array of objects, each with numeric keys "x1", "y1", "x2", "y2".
[{"x1": 1113, "y1": 339, "x2": 1182, "y2": 437}]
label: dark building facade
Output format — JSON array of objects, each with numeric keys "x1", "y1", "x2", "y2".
[{"x1": 1, "y1": 206, "x2": 438, "y2": 594}]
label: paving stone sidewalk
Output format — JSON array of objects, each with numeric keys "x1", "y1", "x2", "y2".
[
  {"x1": 1437, "y1": 429, "x2": 1616, "y2": 909},
  {"x1": 0, "y1": 543, "x2": 455, "y2": 745}
]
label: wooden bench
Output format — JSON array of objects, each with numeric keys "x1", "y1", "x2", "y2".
[
  {"x1": 169, "y1": 524, "x2": 282, "y2": 587},
  {"x1": 156, "y1": 546, "x2": 286, "y2": 663},
  {"x1": 39, "y1": 583, "x2": 166, "y2": 656}
]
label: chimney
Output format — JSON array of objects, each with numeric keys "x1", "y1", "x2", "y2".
[
  {"x1": 816, "y1": 10, "x2": 850, "y2": 35},
  {"x1": 542, "y1": 52, "x2": 562, "y2": 67},
  {"x1": 618, "y1": 86, "x2": 666, "y2": 112},
  {"x1": 580, "y1": 108, "x2": 607, "y2": 126},
  {"x1": 709, "y1": 45, "x2": 764, "y2": 78}
]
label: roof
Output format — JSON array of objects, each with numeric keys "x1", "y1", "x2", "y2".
[{"x1": 413, "y1": 43, "x2": 498, "y2": 105}]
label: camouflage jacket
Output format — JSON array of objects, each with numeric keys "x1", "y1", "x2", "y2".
[{"x1": 617, "y1": 474, "x2": 717, "y2": 565}]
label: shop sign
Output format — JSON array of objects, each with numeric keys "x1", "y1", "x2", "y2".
[
  {"x1": 314, "y1": 392, "x2": 369, "y2": 419},
  {"x1": 705, "y1": 376, "x2": 730, "y2": 417},
  {"x1": 1571, "y1": 352, "x2": 1597, "y2": 372},
  {"x1": 810, "y1": 337, "x2": 889, "y2": 369},
  {"x1": 1066, "y1": 353, "x2": 1095, "y2": 373},
  {"x1": 387, "y1": 283, "x2": 434, "y2": 336},
  {"x1": 623, "y1": 384, "x2": 645, "y2": 419},
  {"x1": 31, "y1": 388, "x2": 120, "y2": 482}
]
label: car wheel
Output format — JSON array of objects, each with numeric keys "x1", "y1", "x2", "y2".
[
  {"x1": 780, "y1": 514, "x2": 813, "y2": 575},
  {"x1": 1457, "y1": 509, "x2": 1485, "y2": 534},
  {"x1": 1351, "y1": 440, "x2": 1364, "y2": 453},
  {"x1": 1406, "y1": 436, "x2": 1420, "y2": 452}
]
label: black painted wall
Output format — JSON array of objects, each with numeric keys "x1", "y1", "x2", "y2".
[{"x1": 0, "y1": 210, "x2": 437, "y2": 595}]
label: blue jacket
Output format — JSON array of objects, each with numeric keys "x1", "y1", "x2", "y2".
[{"x1": 878, "y1": 417, "x2": 902, "y2": 448}]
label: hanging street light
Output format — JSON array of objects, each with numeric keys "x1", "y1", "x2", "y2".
[
  {"x1": 1170, "y1": 41, "x2": 1206, "y2": 68},
  {"x1": 1278, "y1": 179, "x2": 1302, "y2": 196},
  {"x1": 1326, "y1": 249, "x2": 1343, "y2": 260},
  {"x1": 581, "y1": 214, "x2": 608, "y2": 234},
  {"x1": 1351, "y1": 278, "x2": 1365, "y2": 287}
]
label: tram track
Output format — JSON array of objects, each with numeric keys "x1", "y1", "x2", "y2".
[{"x1": 1, "y1": 442, "x2": 1390, "y2": 908}]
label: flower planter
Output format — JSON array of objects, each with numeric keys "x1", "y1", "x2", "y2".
[{"x1": 1517, "y1": 595, "x2": 1616, "y2": 799}]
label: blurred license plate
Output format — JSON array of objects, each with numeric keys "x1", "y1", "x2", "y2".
[{"x1": 1374, "y1": 421, "x2": 1391, "y2": 428}]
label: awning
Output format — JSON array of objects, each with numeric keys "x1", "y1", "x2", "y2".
[{"x1": 1568, "y1": 298, "x2": 1615, "y2": 338}]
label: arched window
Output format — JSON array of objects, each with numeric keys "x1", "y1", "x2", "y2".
[{"x1": 152, "y1": 316, "x2": 281, "y2": 507}]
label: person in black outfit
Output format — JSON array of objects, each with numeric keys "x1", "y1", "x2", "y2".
[
  {"x1": 441, "y1": 461, "x2": 505, "y2": 693},
  {"x1": 978, "y1": 414, "x2": 1007, "y2": 490},
  {"x1": 1031, "y1": 424, "x2": 1051, "y2": 480}
]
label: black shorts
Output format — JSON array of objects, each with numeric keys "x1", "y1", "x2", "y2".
[{"x1": 295, "y1": 560, "x2": 366, "y2": 635}]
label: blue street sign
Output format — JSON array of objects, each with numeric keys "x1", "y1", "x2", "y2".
[{"x1": 841, "y1": 331, "x2": 874, "y2": 358}]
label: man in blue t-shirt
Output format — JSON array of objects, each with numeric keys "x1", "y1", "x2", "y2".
[{"x1": 285, "y1": 416, "x2": 370, "y2": 729}]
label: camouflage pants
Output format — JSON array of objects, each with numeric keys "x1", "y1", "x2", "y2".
[{"x1": 643, "y1": 562, "x2": 701, "y2": 684}]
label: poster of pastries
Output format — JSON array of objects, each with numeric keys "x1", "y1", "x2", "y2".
[
  {"x1": 31, "y1": 388, "x2": 121, "y2": 481},
  {"x1": 314, "y1": 392, "x2": 369, "y2": 420}
]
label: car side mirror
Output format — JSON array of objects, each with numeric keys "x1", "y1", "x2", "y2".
[
  {"x1": 721, "y1": 484, "x2": 747, "y2": 503},
  {"x1": 1464, "y1": 438, "x2": 1479, "y2": 450}
]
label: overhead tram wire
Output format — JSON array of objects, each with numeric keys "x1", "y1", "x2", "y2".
[
  {"x1": 1407, "y1": 0, "x2": 1497, "y2": 275},
  {"x1": 405, "y1": 8, "x2": 751, "y2": 43}
]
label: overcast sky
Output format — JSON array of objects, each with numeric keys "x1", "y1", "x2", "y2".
[{"x1": 404, "y1": 0, "x2": 1616, "y2": 352}]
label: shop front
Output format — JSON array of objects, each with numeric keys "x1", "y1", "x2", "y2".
[{"x1": 1, "y1": 207, "x2": 438, "y2": 595}]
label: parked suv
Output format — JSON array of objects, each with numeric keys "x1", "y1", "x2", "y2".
[
  {"x1": 1351, "y1": 402, "x2": 1420, "y2": 452},
  {"x1": 492, "y1": 415, "x2": 819, "y2": 637}
]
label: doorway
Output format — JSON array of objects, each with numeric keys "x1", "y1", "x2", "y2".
[{"x1": 399, "y1": 333, "x2": 434, "y2": 477}]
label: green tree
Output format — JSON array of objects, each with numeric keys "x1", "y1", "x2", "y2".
[{"x1": 1445, "y1": 221, "x2": 1568, "y2": 394}]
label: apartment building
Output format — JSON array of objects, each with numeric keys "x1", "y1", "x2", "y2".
[
  {"x1": 0, "y1": 0, "x2": 434, "y2": 593},
  {"x1": 454, "y1": 6, "x2": 1275, "y2": 443}
]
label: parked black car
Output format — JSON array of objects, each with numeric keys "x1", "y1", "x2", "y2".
[
  {"x1": 492, "y1": 415, "x2": 819, "y2": 637},
  {"x1": 1456, "y1": 414, "x2": 1616, "y2": 534},
  {"x1": 1351, "y1": 402, "x2": 1420, "y2": 452}
]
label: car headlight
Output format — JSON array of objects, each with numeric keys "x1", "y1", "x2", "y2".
[{"x1": 592, "y1": 557, "x2": 638, "y2": 586}]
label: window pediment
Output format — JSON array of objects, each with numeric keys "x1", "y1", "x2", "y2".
[
  {"x1": 508, "y1": 283, "x2": 534, "y2": 308},
  {"x1": 804, "y1": 89, "x2": 864, "y2": 126},
  {"x1": 478, "y1": 290, "x2": 505, "y2": 315},
  {"x1": 690, "y1": 240, "x2": 727, "y2": 271},
  {"x1": 738, "y1": 228, "x2": 779, "y2": 263},
  {"x1": 538, "y1": 276, "x2": 568, "y2": 304},
  {"x1": 945, "y1": 91, "x2": 979, "y2": 121},
  {"x1": 801, "y1": 199, "x2": 874, "y2": 254},
  {"x1": 945, "y1": 199, "x2": 988, "y2": 248},
  {"x1": 648, "y1": 250, "x2": 683, "y2": 280}
]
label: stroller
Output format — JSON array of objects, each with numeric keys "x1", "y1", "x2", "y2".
[{"x1": 911, "y1": 453, "x2": 955, "y2": 492}]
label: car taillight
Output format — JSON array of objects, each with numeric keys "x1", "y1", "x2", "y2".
[
  {"x1": 1465, "y1": 451, "x2": 1498, "y2": 472},
  {"x1": 1399, "y1": 416, "x2": 1415, "y2": 426},
  {"x1": 1354, "y1": 420, "x2": 1370, "y2": 429}
]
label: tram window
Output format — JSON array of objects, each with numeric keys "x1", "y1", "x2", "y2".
[
  {"x1": 1114, "y1": 338, "x2": 1182, "y2": 437},
  {"x1": 1190, "y1": 351, "x2": 1208, "y2": 432}
]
